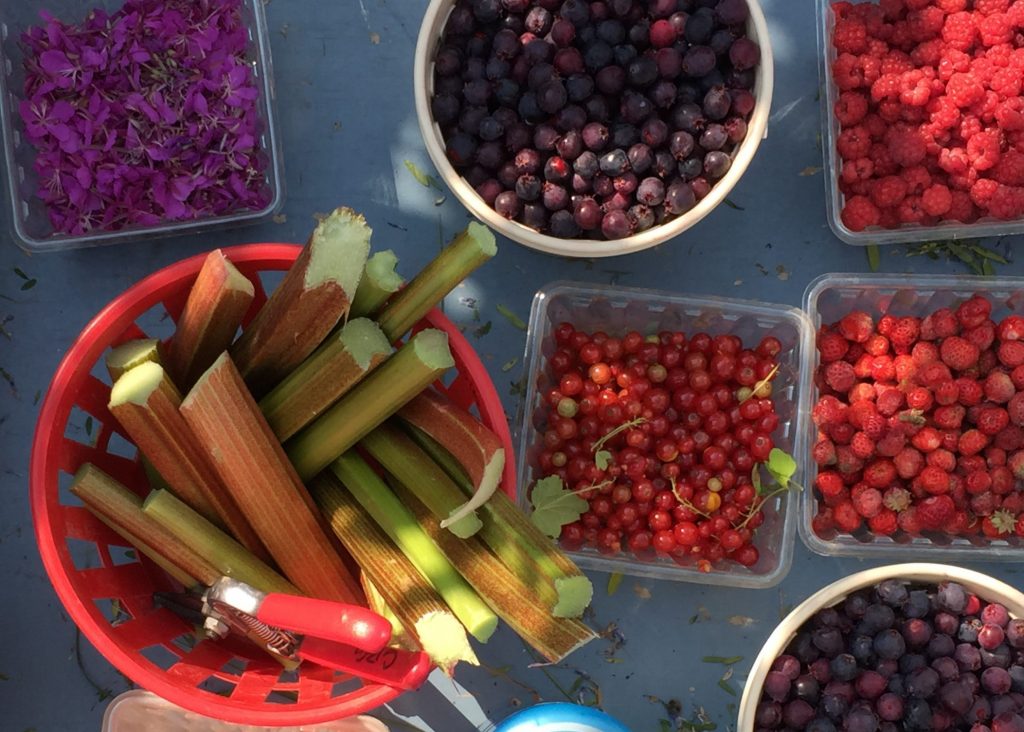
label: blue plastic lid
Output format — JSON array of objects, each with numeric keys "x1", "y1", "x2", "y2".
[{"x1": 495, "y1": 703, "x2": 632, "y2": 732}]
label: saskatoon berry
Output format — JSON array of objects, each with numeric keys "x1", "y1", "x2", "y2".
[
  {"x1": 664, "y1": 180, "x2": 696, "y2": 214},
  {"x1": 637, "y1": 177, "x2": 665, "y2": 205},
  {"x1": 534, "y1": 124, "x2": 560, "y2": 151},
  {"x1": 685, "y1": 9, "x2": 715, "y2": 43},
  {"x1": 626, "y1": 55, "x2": 658, "y2": 87},
  {"x1": 542, "y1": 182, "x2": 569, "y2": 210},
  {"x1": 783, "y1": 700, "x2": 817, "y2": 730},
  {"x1": 582, "y1": 123, "x2": 610, "y2": 151},
  {"x1": 656, "y1": 47, "x2": 682, "y2": 78},
  {"x1": 518, "y1": 92, "x2": 544, "y2": 123},
  {"x1": 673, "y1": 103, "x2": 706, "y2": 133},
  {"x1": 704, "y1": 86, "x2": 732, "y2": 120},
  {"x1": 651, "y1": 79, "x2": 678, "y2": 108},
  {"x1": 829, "y1": 654, "x2": 859, "y2": 682},
  {"x1": 613, "y1": 43, "x2": 638, "y2": 66},
  {"x1": 574, "y1": 197, "x2": 602, "y2": 229},
  {"x1": 524, "y1": 6, "x2": 552, "y2": 35},
  {"x1": 446, "y1": 132, "x2": 477, "y2": 167},
  {"x1": 597, "y1": 19, "x2": 626, "y2": 44},
  {"x1": 850, "y1": 635, "x2": 875, "y2": 665},
  {"x1": 493, "y1": 190, "x2": 521, "y2": 219},
  {"x1": 431, "y1": 94, "x2": 460, "y2": 126},
  {"x1": 874, "y1": 629, "x2": 907, "y2": 661},
  {"x1": 710, "y1": 28, "x2": 736, "y2": 56},
  {"x1": 476, "y1": 141, "x2": 505, "y2": 170},
  {"x1": 620, "y1": 91, "x2": 653, "y2": 123},
  {"x1": 730, "y1": 37, "x2": 761, "y2": 71},
  {"x1": 435, "y1": 46, "x2": 462, "y2": 76},
  {"x1": 704, "y1": 150, "x2": 732, "y2": 178},
  {"x1": 716, "y1": 0, "x2": 750, "y2": 25},
  {"x1": 516, "y1": 174, "x2": 541, "y2": 201},
  {"x1": 678, "y1": 156, "x2": 703, "y2": 179},
  {"x1": 584, "y1": 94, "x2": 611, "y2": 121},
  {"x1": 554, "y1": 47, "x2": 586, "y2": 75},
  {"x1": 550, "y1": 18, "x2": 576, "y2": 46},
  {"x1": 491, "y1": 28, "x2": 520, "y2": 59},
  {"x1": 628, "y1": 143, "x2": 655, "y2": 173},
  {"x1": 683, "y1": 45, "x2": 717, "y2": 77},
  {"x1": 549, "y1": 209, "x2": 580, "y2": 237},
  {"x1": 514, "y1": 148, "x2": 541, "y2": 175},
  {"x1": 725, "y1": 116, "x2": 748, "y2": 143},
  {"x1": 601, "y1": 209, "x2": 632, "y2": 239},
  {"x1": 611, "y1": 122, "x2": 640, "y2": 148},
  {"x1": 544, "y1": 156, "x2": 571, "y2": 182},
  {"x1": 596, "y1": 65, "x2": 627, "y2": 95},
  {"x1": 653, "y1": 149, "x2": 676, "y2": 177},
  {"x1": 642, "y1": 118, "x2": 669, "y2": 146},
  {"x1": 566, "y1": 73, "x2": 595, "y2": 102},
  {"x1": 537, "y1": 80, "x2": 568, "y2": 113},
  {"x1": 700, "y1": 123, "x2": 728, "y2": 151},
  {"x1": 479, "y1": 116, "x2": 505, "y2": 141},
  {"x1": 669, "y1": 130, "x2": 695, "y2": 159},
  {"x1": 845, "y1": 708, "x2": 879, "y2": 732},
  {"x1": 475, "y1": 178, "x2": 503, "y2": 204},
  {"x1": 906, "y1": 667, "x2": 940, "y2": 698},
  {"x1": 522, "y1": 202, "x2": 548, "y2": 230},
  {"x1": 628, "y1": 203, "x2": 655, "y2": 231},
  {"x1": 560, "y1": 0, "x2": 590, "y2": 26},
  {"x1": 493, "y1": 78, "x2": 521, "y2": 106},
  {"x1": 584, "y1": 41, "x2": 614, "y2": 71}
]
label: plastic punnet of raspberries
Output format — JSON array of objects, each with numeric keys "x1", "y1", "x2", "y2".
[
  {"x1": 829, "y1": 0, "x2": 1024, "y2": 232},
  {"x1": 811, "y1": 294, "x2": 1024, "y2": 546}
]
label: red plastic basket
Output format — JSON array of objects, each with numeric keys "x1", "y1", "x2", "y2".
[{"x1": 30, "y1": 244, "x2": 516, "y2": 726}]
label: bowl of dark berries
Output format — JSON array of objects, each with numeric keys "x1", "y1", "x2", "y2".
[
  {"x1": 514, "y1": 281, "x2": 815, "y2": 588},
  {"x1": 738, "y1": 563, "x2": 1024, "y2": 732},
  {"x1": 414, "y1": 0, "x2": 773, "y2": 258},
  {"x1": 799, "y1": 273, "x2": 1024, "y2": 560}
]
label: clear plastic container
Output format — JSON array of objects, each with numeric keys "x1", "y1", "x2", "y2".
[
  {"x1": 514, "y1": 281, "x2": 815, "y2": 589},
  {"x1": 816, "y1": 0, "x2": 1024, "y2": 246},
  {"x1": 0, "y1": 0, "x2": 284, "y2": 252},
  {"x1": 799, "y1": 272, "x2": 1024, "y2": 559}
]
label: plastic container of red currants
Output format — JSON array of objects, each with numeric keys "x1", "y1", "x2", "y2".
[
  {"x1": 799, "y1": 273, "x2": 1024, "y2": 560},
  {"x1": 817, "y1": 0, "x2": 1024, "y2": 247},
  {"x1": 514, "y1": 281, "x2": 814, "y2": 588}
]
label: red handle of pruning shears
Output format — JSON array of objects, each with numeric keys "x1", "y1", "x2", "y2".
[
  {"x1": 256, "y1": 594, "x2": 393, "y2": 653},
  {"x1": 298, "y1": 637, "x2": 433, "y2": 691}
]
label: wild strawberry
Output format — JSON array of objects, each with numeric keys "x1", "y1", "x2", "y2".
[
  {"x1": 812, "y1": 507, "x2": 836, "y2": 537},
  {"x1": 851, "y1": 485, "x2": 883, "y2": 518},
  {"x1": 911, "y1": 341, "x2": 940, "y2": 365},
  {"x1": 927, "y1": 448, "x2": 958, "y2": 472},
  {"x1": 997, "y1": 315, "x2": 1024, "y2": 342},
  {"x1": 959, "y1": 454, "x2": 986, "y2": 474},
  {"x1": 992, "y1": 465, "x2": 1015, "y2": 494},
  {"x1": 933, "y1": 404, "x2": 966, "y2": 429},
  {"x1": 877, "y1": 387, "x2": 905, "y2": 416},
  {"x1": 985, "y1": 371, "x2": 1016, "y2": 403},
  {"x1": 847, "y1": 343, "x2": 866, "y2": 363},
  {"x1": 818, "y1": 331, "x2": 850, "y2": 363},
  {"x1": 853, "y1": 354, "x2": 875, "y2": 379},
  {"x1": 813, "y1": 395, "x2": 849, "y2": 427},
  {"x1": 1008, "y1": 392, "x2": 1024, "y2": 427},
  {"x1": 920, "y1": 360, "x2": 954, "y2": 387},
  {"x1": 862, "y1": 413, "x2": 887, "y2": 440},
  {"x1": 894, "y1": 354, "x2": 918, "y2": 383},
  {"x1": 974, "y1": 493, "x2": 999, "y2": 520},
  {"x1": 964, "y1": 322, "x2": 996, "y2": 352},
  {"x1": 949, "y1": 510, "x2": 973, "y2": 536},
  {"x1": 876, "y1": 429, "x2": 908, "y2": 457},
  {"x1": 816, "y1": 470, "x2": 845, "y2": 499},
  {"x1": 959, "y1": 429, "x2": 990, "y2": 456},
  {"x1": 977, "y1": 407, "x2": 1011, "y2": 436},
  {"x1": 849, "y1": 383, "x2": 877, "y2": 403},
  {"x1": 850, "y1": 431, "x2": 876, "y2": 459},
  {"x1": 838, "y1": 311, "x2": 875, "y2": 343},
  {"x1": 986, "y1": 446, "x2": 1007, "y2": 468},
  {"x1": 864, "y1": 459, "x2": 897, "y2": 488},
  {"x1": 869, "y1": 508, "x2": 899, "y2": 535},
  {"x1": 924, "y1": 308, "x2": 960, "y2": 340},
  {"x1": 940, "y1": 429, "x2": 962, "y2": 453},
  {"x1": 917, "y1": 465, "x2": 951, "y2": 494},
  {"x1": 940, "y1": 336, "x2": 981, "y2": 371},
  {"x1": 998, "y1": 341, "x2": 1024, "y2": 368},
  {"x1": 983, "y1": 509, "x2": 1017, "y2": 537},
  {"x1": 865, "y1": 334, "x2": 891, "y2": 356},
  {"x1": 870, "y1": 355, "x2": 897, "y2": 382},
  {"x1": 1000, "y1": 491, "x2": 1024, "y2": 516},
  {"x1": 934, "y1": 380, "x2": 960, "y2": 406},
  {"x1": 957, "y1": 377, "x2": 984, "y2": 406},
  {"x1": 833, "y1": 500, "x2": 863, "y2": 533},
  {"x1": 825, "y1": 360, "x2": 857, "y2": 392},
  {"x1": 894, "y1": 448, "x2": 924, "y2": 480},
  {"x1": 899, "y1": 506, "x2": 923, "y2": 534},
  {"x1": 906, "y1": 386, "x2": 933, "y2": 411},
  {"x1": 813, "y1": 438, "x2": 838, "y2": 466},
  {"x1": 884, "y1": 486, "x2": 913, "y2": 512},
  {"x1": 917, "y1": 494, "x2": 956, "y2": 530},
  {"x1": 956, "y1": 295, "x2": 993, "y2": 329},
  {"x1": 849, "y1": 400, "x2": 879, "y2": 429},
  {"x1": 965, "y1": 470, "x2": 993, "y2": 495},
  {"x1": 1015, "y1": 514, "x2": 1024, "y2": 537},
  {"x1": 890, "y1": 316, "x2": 921, "y2": 349},
  {"x1": 910, "y1": 426, "x2": 942, "y2": 452},
  {"x1": 837, "y1": 445, "x2": 866, "y2": 475},
  {"x1": 1012, "y1": 365, "x2": 1024, "y2": 390},
  {"x1": 830, "y1": 422, "x2": 855, "y2": 445},
  {"x1": 1009, "y1": 449, "x2": 1024, "y2": 478}
]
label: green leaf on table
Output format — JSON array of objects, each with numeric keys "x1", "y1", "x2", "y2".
[
  {"x1": 723, "y1": 197, "x2": 744, "y2": 211},
  {"x1": 765, "y1": 448, "x2": 797, "y2": 489},
  {"x1": 84, "y1": 416, "x2": 93, "y2": 437},
  {"x1": 529, "y1": 475, "x2": 588, "y2": 538},
  {"x1": 473, "y1": 320, "x2": 492, "y2": 338},
  {"x1": 660, "y1": 721, "x2": 674, "y2": 732},
  {"x1": 403, "y1": 160, "x2": 444, "y2": 191},
  {"x1": 595, "y1": 449, "x2": 613, "y2": 470},
  {"x1": 703, "y1": 655, "x2": 744, "y2": 665},
  {"x1": 502, "y1": 358, "x2": 518, "y2": 372},
  {"x1": 607, "y1": 572, "x2": 623, "y2": 596},
  {"x1": 866, "y1": 244, "x2": 880, "y2": 272},
  {"x1": 20, "y1": 279, "x2": 37, "y2": 291},
  {"x1": 496, "y1": 304, "x2": 527, "y2": 330},
  {"x1": 718, "y1": 678, "x2": 737, "y2": 696}
]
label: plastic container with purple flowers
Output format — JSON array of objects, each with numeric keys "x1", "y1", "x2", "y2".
[{"x1": 0, "y1": 0, "x2": 283, "y2": 252}]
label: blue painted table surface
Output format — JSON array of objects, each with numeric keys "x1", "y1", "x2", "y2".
[{"x1": 2, "y1": 1, "x2": 1024, "y2": 730}]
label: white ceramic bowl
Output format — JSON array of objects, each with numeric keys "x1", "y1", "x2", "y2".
[
  {"x1": 737, "y1": 563, "x2": 1024, "y2": 732},
  {"x1": 413, "y1": 0, "x2": 775, "y2": 259}
]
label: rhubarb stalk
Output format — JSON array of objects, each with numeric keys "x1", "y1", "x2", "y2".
[
  {"x1": 179, "y1": 353, "x2": 363, "y2": 604},
  {"x1": 70, "y1": 464, "x2": 220, "y2": 586},
  {"x1": 375, "y1": 222, "x2": 496, "y2": 343},
  {"x1": 259, "y1": 318, "x2": 391, "y2": 441},
  {"x1": 166, "y1": 249, "x2": 255, "y2": 389},
  {"x1": 108, "y1": 362, "x2": 269, "y2": 561},
  {"x1": 94, "y1": 514, "x2": 199, "y2": 589},
  {"x1": 326, "y1": 452, "x2": 497, "y2": 643},
  {"x1": 231, "y1": 207, "x2": 372, "y2": 394},
  {"x1": 143, "y1": 489, "x2": 299, "y2": 595},
  {"x1": 360, "y1": 423, "x2": 482, "y2": 539},
  {"x1": 350, "y1": 250, "x2": 403, "y2": 318},
  {"x1": 105, "y1": 339, "x2": 161, "y2": 381},
  {"x1": 390, "y1": 479, "x2": 596, "y2": 663},
  {"x1": 312, "y1": 473, "x2": 478, "y2": 671},
  {"x1": 396, "y1": 389, "x2": 505, "y2": 529},
  {"x1": 406, "y1": 424, "x2": 593, "y2": 618},
  {"x1": 286, "y1": 329, "x2": 454, "y2": 481}
]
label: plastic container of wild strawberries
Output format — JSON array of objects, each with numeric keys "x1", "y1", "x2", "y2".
[
  {"x1": 816, "y1": 0, "x2": 1024, "y2": 246},
  {"x1": 514, "y1": 281, "x2": 815, "y2": 589},
  {"x1": 799, "y1": 272, "x2": 1024, "y2": 559},
  {"x1": 30, "y1": 244, "x2": 516, "y2": 726}
]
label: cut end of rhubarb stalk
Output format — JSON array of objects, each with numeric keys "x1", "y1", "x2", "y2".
[
  {"x1": 364, "y1": 250, "x2": 403, "y2": 293},
  {"x1": 109, "y1": 361, "x2": 168, "y2": 407},
  {"x1": 214, "y1": 250, "x2": 256, "y2": 297},
  {"x1": 339, "y1": 318, "x2": 391, "y2": 371},
  {"x1": 441, "y1": 448, "x2": 505, "y2": 530},
  {"x1": 305, "y1": 207, "x2": 372, "y2": 294},
  {"x1": 415, "y1": 611, "x2": 479, "y2": 674},
  {"x1": 552, "y1": 575, "x2": 594, "y2": 619},
  {"x1": 106, "y1": 339, "x2": 161, "y2": 381},
  {"x1": 409, "y1": 329, "x2": 456, "y2": 370},
  {"x1": 464, "y1": 221, "x2": 497, "y2": 257}
]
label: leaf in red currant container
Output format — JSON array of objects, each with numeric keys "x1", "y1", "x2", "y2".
[
  {"x1": 594, "y1": 450, "x2": 612, "y2": 470},
  {"x1": 765, "y1": 448, "x2": 797, "y2": 489},
  {"x1": 529, "y1": 475, "x2": 588, "y2": 538}
]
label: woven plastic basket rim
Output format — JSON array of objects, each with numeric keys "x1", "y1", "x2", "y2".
[{"x1": 30, "y1": 243, "x2": 516, "y2": 726}]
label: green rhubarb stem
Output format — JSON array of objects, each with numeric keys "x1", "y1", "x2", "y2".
[
  {"x1": 350, "y1": 250, "x2": 404, "y2": 318},
  {"x1": 286, "y1": 329, "x2": 454, "y2": 481},
  {"x1": 142, "y1": 489, "x2": 299, "y2": 595},
  {"x1": 360, "y1": 423, "x2": 483, "y2": 539},
  {"x1": 405, "y1": 424, "x2": 592, "y2": 618},
  {"x1": 375, "y1": 222, "x2": 496, "y2": 343},
  {"x1": 259, "y1": 318, "x2": 391, "y2": 441},
  {"x1": 327, "y1": 452, "x2": 497, "y2": 643}
]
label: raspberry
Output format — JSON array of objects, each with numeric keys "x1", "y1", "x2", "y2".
[
  {"x1": 978, "y1": 406, "x2": 1011, "y2": 435},
  {"x1": 957, "y1": 294, "x2": 992, "y2": 329},
  {"x1": 959, "y1": 114, "x2": 983, "y2": 141},
  {"x1": 942, "y1": 11, "x2": 978, "y2": 51},
  {"x1": 917, "y1": 494, "x2": 956, "y2": 529},
  {"x1": 990, "y1": 67, "x2": 1023, "y2": 99},
  {"x1": 833, "y1": 500, "x2": 863, "y2": 533},
  {"x1": 966, "y1": 129, "x2": 1002, "y2": 171},
  {"x1": 897, "y1": 195, "x2": 926, "y2": 223},
  {"x1": 985, "y1": 370, "x2": 1016, "y2": 402},
  {"x1": 947, "y1": 71, "x2": 986, "y2": 107},
  {"x1": 837, "y1": 126, "x2": 872, "y2": 160},
  {"x1": 906, "y1": 6, "x2": 945, "y2": 40},
  {"x1": 813, "y1": 438, "x2": 838, "y2": 466},
  {"x1": 825, "y1": 360, "x2": 857, "y2": 392},
  {"x1": 894, "y1": 448, "x2": 925, "y2": 479},
  {"x1": 911, "y1": 38, "x2": 945, "y2": 66},
  {"x1": 871, "y1": 73, "x2": 903, "y2": 101},
  {"x1": 881, "y1": 50, "x2": 915, "y2": 76},
  {"x1": 979, "y1": 13, "x2": 1014, "y2": 46},
  {"x1": 960, "y1": 428, "x2": 991, "y2": 455},
  {"x1": 833, "y1": 52, "x2": 868, "y2": 90},
  {"x1": 996, "y1": 98, "x2": 1024, "y2": 131},
  {"x1": 986, "y1": 184, "x2": 1024, "y2": 219},
  {"x1": 841, "y1": 157, "x2": 875, "y2": 185},
  {"x1": 938, "y1": 0, "x2": 968, "y2": 9},
  {"x1": 835, "y1": 91, "x2": 869, "y2": 126},
  {"x1": 976, "y1": 0, "x2": 1011, "y2": 14},
  {"x1": 992, "y1": 150, "x2": 1024, "y2": 186},
  {"x1": 971, "y1": 177, "x2": 999, "y2": 207},
  {"x1": 1010, "y1": 0, "x2": 1024, "y2": 24},
  {"x1": 833, "y1": 18, "x2": 869, "y2": 54},
  {"x1": 838, "y1": 311, "x2": 875, "y2": 343},
  {"x1": 818, "y1": 331, "x2": 850, "y2": 363},
  {"x1": 851, "y1": 431, "x2": 876, "y2": 459},
  {"x1": 868, "y1": 508, "x2": 899, "y2": 535},
  {"x1": 921, "y1": 183, "x2": 953, "y2": 216},
  {"x1": 902, "y1": 165, "x2": 932, "y2": 194},
  {"x1": 939, "y1": 146, "x2": 971, "y2": 176},
  {"x1": 886, "y1": 126, "x2": 928, "y2": 166},
  {"x1": 948, "y1": 190, "x2": 977, "y2": 221}
]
